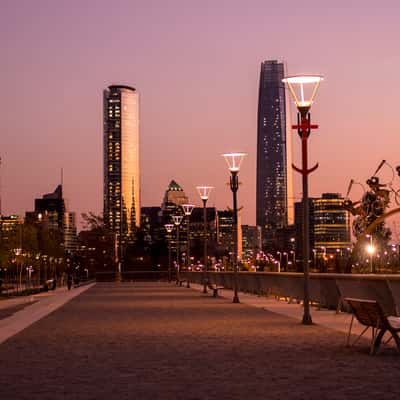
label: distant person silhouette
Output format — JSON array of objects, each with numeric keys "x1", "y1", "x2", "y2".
[{"x1": 67, "y1": 274, "x2": 73, "y2": 290}]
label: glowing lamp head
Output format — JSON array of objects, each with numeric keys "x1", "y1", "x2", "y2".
[
  {"x1": 282, "y1": 75, "x2": 323, "y2": 117},
  {"x1": 182, "y1": 204, "x2": 194, "y2": 216},
  {"x1": 172, "y1": 215, "x2": 183, "y2": 226},
  {"x1": 222, "y1": 152, "x2": 247, "y2": 173},
  {"x1": 196, "y1": 186, "x2": 214, "y2": 201},
  {"x1": 164, "y1": 223, "x2": 174, "y2": 233}
]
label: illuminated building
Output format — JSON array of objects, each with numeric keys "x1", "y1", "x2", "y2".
[
  {"x1": 26, "y1": 185, "x2": 77, "y2": 253},
  {"x1": 34, "y1": 184, "x2": 65, "y2": 230},
  {"x1": 256, "y1": 60, "x2": 293, "y2": 248},
  {"x1": 242, "y1": 225, "x2": 262, "y2": 257},
  {"x1": 0, "y1": 215, "x2": 23, "y2": 234},
  {"x1": 216, "y1": 210, "x2": 242, "y2": 260},
  {"x1": 64, "y1": 212, "x2": 78, "y2": 253},
  {"x1": 103, "y1": 85, "x2": 140, "y2": 244},
  {"x1": 313, "y1": 193, "x2": 351, "y2": 253}
]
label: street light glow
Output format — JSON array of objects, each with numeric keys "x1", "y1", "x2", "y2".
[
  {"x1": 366, "y1": 244, "x2": 376, "y2": 254},
  {"x1": 282, "y1": 75, "x2": 323, "y2": 113},
  {"x1": 222, "y1": 153, "x2": 247, "y2": 172},
  {"x1": 196, "y1": 186, "x2": 214, "y2": 201}
]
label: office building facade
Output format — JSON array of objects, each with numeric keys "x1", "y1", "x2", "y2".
[
  {"x1": 256, "y1": 60, "x2": 293, "y2": 248},
  {"x1": 313, "y1": 193, "x2": 351, "y2": 253},
  {"x1": 103, "y1": 85, "x2": 140, "y2": 242}
]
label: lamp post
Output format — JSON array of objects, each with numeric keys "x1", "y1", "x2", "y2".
[
  {"x1": 283, "y1": 74, "x2": 323, "y2": 325},
  {"x1": 196, "y1": 186, "x2": 214, "y2": 294},
  {"x1": 222, "y1": 152, "x2": 246, "y2": 303},
  {"x1": 164, "y1": 223, "x2": 174, "y2": 282},
  {"x1": 290, "y1": 250, "x2": 295, "y2": 271},
  {"x1": 277, "y1": 251, "x2": 282, "y2": 273},
  {"x1": 283, "y1": 252, "x2": 288, "y2": 272},
  {"x1": 366, "y1": 234, "x2": 375, "y2": 273},
  {"x1": 182, "y1": 204, "x2": 194, "y2": 288},
  {"x1": 312, "y1": 249, "x2": 317, "y2": 271},
  {"x1": 172, "y1": 215, "x2": 183, "y2": 280}
]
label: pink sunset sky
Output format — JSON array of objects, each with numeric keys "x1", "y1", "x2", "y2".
[{"x1": 1, "y1": 0, "x2": 400, "y2": 233}]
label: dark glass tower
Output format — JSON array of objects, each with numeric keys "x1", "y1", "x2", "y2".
[{"x1": 256, "y1": 60, "x2": 290, "y2": 246}]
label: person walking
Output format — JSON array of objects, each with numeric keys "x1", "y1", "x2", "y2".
[{"x1": 67, "y1": 273, "x2": 73, "y2": 290}]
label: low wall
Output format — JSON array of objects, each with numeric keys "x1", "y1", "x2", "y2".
[{"x1": 180, "y1": 271, "x2": 400, "y2": 315}]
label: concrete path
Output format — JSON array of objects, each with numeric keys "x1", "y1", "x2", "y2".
[
  {"x1": 0, "y1": 283, "x2": 95, "y2": 345},
  {"x1": 0, "y1": 282, "x2": 400, "y2": 400},
  {"x1": 189, "y1": 283, "x2": 363, "y2": 337}
]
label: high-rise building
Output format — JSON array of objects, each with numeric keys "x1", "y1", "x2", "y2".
[
  {"x1": 26, "y1": 185, "x2": 77, "y2": 253},
  {"x1": 294, "y1": 193, "x2": 351, "y2": 258},
  {"x1": 313, "y1": 193, "x2": 351, "y2": 253},
  {"x1": 242, "y1": 225, "x2": 262, "y2": 257},
  {"x1": 64, "y1": 212, "x2": 78, "y2": 253},
  {"x1": 256, "y1": 60, "x2": 293, "y2": 249},
  {"x1": 103, "y1": 85, "x2": 140, "y2": 243},
  {"x1": 34, "y1": 184, "x2": 65, "y2": 230},
  {"x1": 216, "y1": 210, "x2": 242, "y2": 260}
]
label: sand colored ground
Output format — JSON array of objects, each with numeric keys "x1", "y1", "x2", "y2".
[{"x1": 0, "y1": 282, "x2": 400, "y2": 399}]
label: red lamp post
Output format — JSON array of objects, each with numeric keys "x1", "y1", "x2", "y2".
[{"x1": 282, "y1": 75, "x2": 323, "y2": 325}]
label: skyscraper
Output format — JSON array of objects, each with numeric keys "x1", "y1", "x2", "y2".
[
  {"x1": 256, "y1": 60, "x2": 293, "y2": 248},
  {"x1": 103, "y1": 85, "x2": 140, "y2": 243},
  {"x1": 313, "y1": 193, "x2": 351, "y2": 253}
]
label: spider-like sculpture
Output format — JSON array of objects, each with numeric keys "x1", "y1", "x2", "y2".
[{"x1": 343, "y1": 160, "x2": 399, "y2": 241}]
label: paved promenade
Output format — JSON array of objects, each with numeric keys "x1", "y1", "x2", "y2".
[{"x1": 1, "y1": 282, "x2": 400, "y2": 399}]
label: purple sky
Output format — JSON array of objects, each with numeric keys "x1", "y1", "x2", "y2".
[{"x1": 2, "y1": 0, "x2": 400, "y2": 233}]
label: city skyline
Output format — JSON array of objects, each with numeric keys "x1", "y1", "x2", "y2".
[{"x1": 1, "y1": 1, "x2": 400, "y2": 233}]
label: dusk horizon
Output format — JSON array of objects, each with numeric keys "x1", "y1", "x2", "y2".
[{"x1": 2, "y1": 0, "x2": 400, "y2": 232}]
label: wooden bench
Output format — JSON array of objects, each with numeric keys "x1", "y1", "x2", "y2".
[
  {"x1": 176, "y1": 278, "x2": 190, "y2": 288},
  {"x1": 207, "y1": 282, "x2": 224, "y2": 298},
  {"x1": 345, "y1": 297, "x2": 400, "y2": 355},
  {"x1": 43, "y1": 279, "x2": 56, "y2": 291}
]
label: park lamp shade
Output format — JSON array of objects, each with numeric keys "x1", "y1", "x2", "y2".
[
  {"x1": 172, "y1": 215, "x2": 183, "y2": 226},
  {"x1": 182, "y1": 204, "x2": 195, "y2": 216},
  {"x1": 222, "y1": 153, "x2": 247, "y2": 173},
  {"x1": 196, "y1": 186, "x2": 214, "y2": 201},
  {"x1": 164, "y1": 223, "x2": 174, "y2": 233},
  {"x1": 282, "y1": 75, "x2": 323, "y2": 117}
]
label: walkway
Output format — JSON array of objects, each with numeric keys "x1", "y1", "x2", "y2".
[{"x1": 0, "y1": 282, "x2": 400, "y2": 399}]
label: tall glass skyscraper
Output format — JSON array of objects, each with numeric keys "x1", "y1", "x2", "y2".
[
  {"x1": 103, "y1": 85, "x2": 140, "y2": 243},
  {"x1": 256, "y1": 60, "x2": 293, "y2": 245}
]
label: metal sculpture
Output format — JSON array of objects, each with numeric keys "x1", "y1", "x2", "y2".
[{"x1": 343, "y1": 160, "x2": 400, "y2": 270}]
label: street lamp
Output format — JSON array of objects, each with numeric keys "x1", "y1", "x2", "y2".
[
  {"x1": 172, "y1": 215, "x2": 183, "y2": 280},
  {"x1": 366, "y1": 234, "x2": 375, "y2": 273},
  {"x1": 312, "y1": 249, "x2": 317, "y2": 271},
  {"x1": 283, "y1": 74, "x2": 323, "y2": 325},
  {"x1": 222, "y1": 152, "x2": 246, "y2": 303},
  {"x1": 277, "y1": 251, "x2": 282, "y2": 273},
  {"x1": 283, "y1": 252, "x2": 288, "y2": 272},
  {"x1": 196, "y1": 186, "x2": 214, "y2": 294},
  {"x1": 290, "y1": 250, "x2": 295, "y2": 271},
  {"x1": 164, "y1": 223, "x2": 174, "y2": 282}
]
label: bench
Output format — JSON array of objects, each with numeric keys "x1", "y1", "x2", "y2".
[
  {"x1": 176, "y1": 278, "x2": 190, "y2": 288},
  {"x1": 43, "y1": 279, "x2": 56, "y2": 291},
  {"x1": 345, "y1": 297, "x2": 400, "y2": 355},
  {"x1": 207, "y1": 282, "x2": 224, "y2": 298}
]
